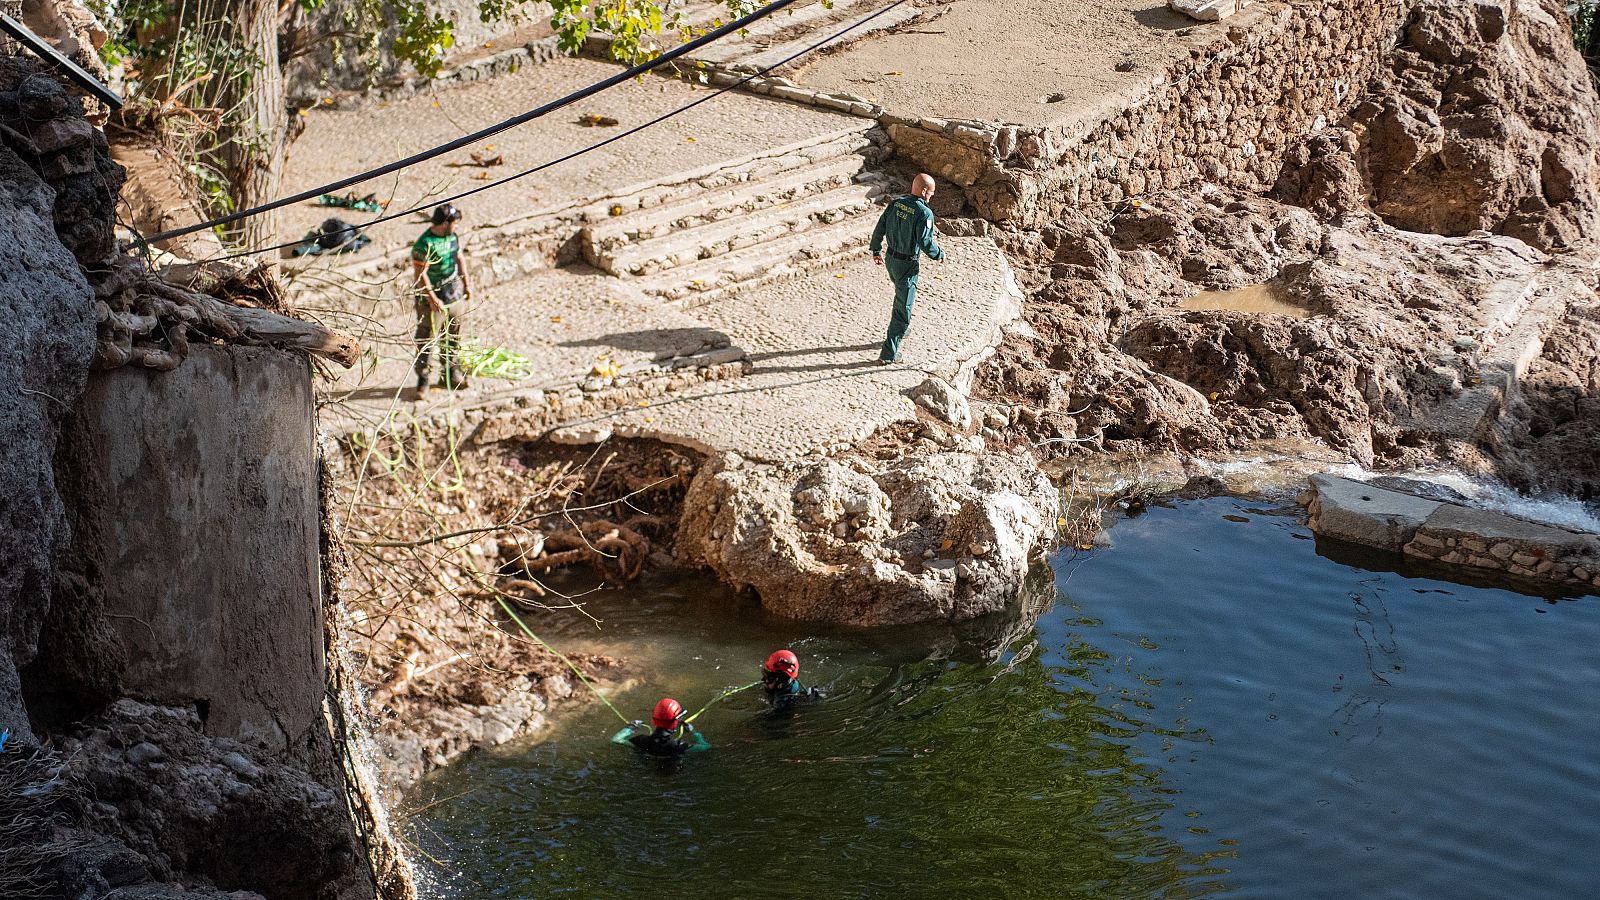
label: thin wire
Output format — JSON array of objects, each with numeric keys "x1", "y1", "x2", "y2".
[
  {"x1": 211, "y1": 0, "x2": 914, "y2": 261},
  {"x1": 146, "y1": 0, "x2": 802, "y2": 244}
]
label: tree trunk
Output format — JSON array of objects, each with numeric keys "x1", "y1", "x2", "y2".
[
  {"x1": 1586, "y1": 5, "x2": 1600, "y2": 63},
  {"x1": 202, "y1": 0, "x2": 286, "y2": 249}
]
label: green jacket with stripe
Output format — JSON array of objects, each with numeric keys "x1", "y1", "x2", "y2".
[{"x1": 870, "y1": 195, "x2": 945, "y2": 264}]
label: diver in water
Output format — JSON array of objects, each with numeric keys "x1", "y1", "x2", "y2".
[
  {"x1": 762, "y1": 650, "x2": 821, "y2": 709},
  {"x1": 624, "y1": 698, "x2": 704, "y2": 758}
]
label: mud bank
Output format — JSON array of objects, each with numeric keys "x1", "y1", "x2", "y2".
[{"x1": 330, "y1": 436, "x2": 696, "y2": 788}]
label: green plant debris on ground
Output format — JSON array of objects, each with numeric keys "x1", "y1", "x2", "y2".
[{"x1": 458, "y1": 341, "x2": 537, "y2": 380}]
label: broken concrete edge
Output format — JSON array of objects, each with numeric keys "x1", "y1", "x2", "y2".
[
  {"x1": 318, "y1": 356, "x2": 751, "y2": 448},
  {"x1": 1169, "y1": 0, "x2": 1258, "y2": 23},
  {"x1": 1303, "y1": 473, "x2": 1600, "y2": 592},
  {"x1": 1392, "y1": 255, "x2": 1600, "y2": 442}
]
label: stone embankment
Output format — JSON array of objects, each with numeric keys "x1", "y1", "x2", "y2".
[{"x1": 1305, "y1": 474, "x2": 1600, "y2": 590}]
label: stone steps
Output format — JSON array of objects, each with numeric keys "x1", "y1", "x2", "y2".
[
  {"x1": 571, "y1": 125, "x2": 878, "y2": 226},
  {"x1": 306, "y1": 122, "x2": 883, "y2": 297},
  {"x1": 621, "y1": 0, "x2": 922, "y2": 72},
  {"x1": 584, "y1": 154, "x2": 876, "y2": 252},
  {"x1": 634, "y1": 215, "x2": 875, "y2": 306},
  {"x1": 595, "y1": 180, "x2": 887, "y2": 277},
  {"x1": 718, "y1": 3, "x2": 925, "y2": 71},
  {"x1": 1398, "y1": 272, "x2": 1584, "y2": 442}
]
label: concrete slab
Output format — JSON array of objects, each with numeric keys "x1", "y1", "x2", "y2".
[
  {"x1": 64, "y1": 346, "x2": 326, "y2": 754},
  {"x1": 316, "y1": 264, "x2": 741, "y2": 432},
  {"x1": 595, "y1": 235, "x2": 1021, "y2": 460},
  {"x1": 786, "y1": 0, "x2": 1217, "y2": 126},
  {"x1": 1306, "y1": 473, "x2": 1442, "y2": 552}
]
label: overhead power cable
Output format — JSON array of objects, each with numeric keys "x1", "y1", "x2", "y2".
[
  {"x1": 214, "y1": 0, "x2": 914, "y2": 262},
  {"x1": 146, "y1": 0, "x2": 802, "y2": 244}
]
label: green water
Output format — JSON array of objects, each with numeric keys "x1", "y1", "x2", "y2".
[{"x1": 410, "y1": 496, "x2": 1600, "y2": 898}]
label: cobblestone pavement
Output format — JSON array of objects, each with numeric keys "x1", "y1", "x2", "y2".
[
  {"x1": 597, "y1": 235, "x2": 1017, "y2": 460},
  {"x1": 281, "y1": 57, "x2": 856, "y2": 255},
  {"x1": 321, "y1": 235, "x2": 1017, "y2": 461},
  {"x1": 318, "y1": 265, "x2": 730, "y2": 428}
]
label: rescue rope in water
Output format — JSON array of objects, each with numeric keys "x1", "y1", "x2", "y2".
[
  {"x1": 496, "y1": 596, "x2": 763, "y2": 732},
  {"x1": 494, "y1": 595, "x2": 632, "y2": 725},
  {"x1": 684, "y1": 681, "x2": 762, "y2": 724}
]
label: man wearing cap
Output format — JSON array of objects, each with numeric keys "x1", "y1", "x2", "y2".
[
  {"x1": 410, "y1": 203, "x2": 472, "y2": 395},
  {"x1": 869, "y1": 173, "x2": 945, "y2": 364}
]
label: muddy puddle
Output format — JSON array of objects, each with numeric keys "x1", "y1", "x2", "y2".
[{"x1": 1180, "y1": 282, "x2": 1311, "y2": 317}]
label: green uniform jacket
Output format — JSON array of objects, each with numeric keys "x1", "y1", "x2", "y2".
[
  {"x1": 870, "y1": 195, "x2": 945, "y2": 263},
  {"x1": 411, "y1": 230, "x2": 460, "y2": 288}
]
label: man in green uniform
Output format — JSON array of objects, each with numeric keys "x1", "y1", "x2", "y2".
[
  {"x1": 410, "y1": 203, "x2": 472, "y2": 396},
  {"x1": 869, "y1": 172, "x2": 945, "y2": 364}
]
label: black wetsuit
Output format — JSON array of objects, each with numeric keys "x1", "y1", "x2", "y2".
[
  {"x1": 628, "y1": 725, "x2": 696, "y2": 758},
  {"x1": 762, "y1": 671, "x2": 820, "y2": 709}
]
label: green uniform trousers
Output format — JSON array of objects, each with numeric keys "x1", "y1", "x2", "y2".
[{"x1": 880, "y1": 257, "x2": 919, "y2": 362}]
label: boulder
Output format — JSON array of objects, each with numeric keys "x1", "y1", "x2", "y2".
[
  {"x1": 678, "y1": 452, "x2": 1058, "y2": 626},
  {"x1": 908, "y1": 376, "x2": 973, "y2": 429},
  {"x1": 0, "y1": 140, "x2": 95, "y2": 739}
]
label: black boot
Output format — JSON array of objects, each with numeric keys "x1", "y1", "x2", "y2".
[{"x1": 443, "y1": 367, "x2": 470, "y2": 390}]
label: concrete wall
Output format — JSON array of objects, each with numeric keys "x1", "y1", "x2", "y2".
[
  {"x1": 62, "y1": 344, "x2": 326, "y2": 755},
  {"x1": 883, "y1": 0, "x2": 1411, "y2": 225}
]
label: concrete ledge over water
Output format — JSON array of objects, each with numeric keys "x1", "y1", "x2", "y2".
[{"x1": 1304, "y1": 474, "x2": 1600, "y2": 592}]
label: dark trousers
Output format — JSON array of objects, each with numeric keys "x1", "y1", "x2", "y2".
[
  {"x1": 414, "y1": 278, "x2": 464, "y2": 379},
  {"x1": 880, "y1": 256, "x2": 919, "y2": 362}
]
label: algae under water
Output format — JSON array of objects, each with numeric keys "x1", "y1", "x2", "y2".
[{"x1": 410, "y1": 496, "x2": 1600, "y2": 898}]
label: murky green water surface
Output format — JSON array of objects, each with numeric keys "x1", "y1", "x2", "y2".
[{"x1": 412, "y1": 497, "x2": 1600, "y2": 898}]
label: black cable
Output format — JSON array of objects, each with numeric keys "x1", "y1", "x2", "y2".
[
  {"x1": 220, "y1": 0, "x2": 913, "y2": 262},
  {"x1": 146, "y1": 0, "x2": 801, "y2": 244}
]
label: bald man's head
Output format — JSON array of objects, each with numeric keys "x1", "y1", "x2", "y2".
[{"x1": 912, "y1": 173, "x2": 936, "y2": 201}]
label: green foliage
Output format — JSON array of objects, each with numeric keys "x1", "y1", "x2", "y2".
[{"x1": 391, "y1": 2, "x2": 457, "y2": 78}]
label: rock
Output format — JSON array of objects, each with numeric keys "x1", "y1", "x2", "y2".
[
  {"x1": 1305, "y1": 474, "x2": 1442, "y2": 552},
  {"x1": 678, "y1": 452, "x2": 1057, "y2": 626},
  {"x1": 125, "y1": 742, "x2": 164, "y2": 765},
  {"x1": 1352, "y1": 0, "x2": 1600, "y2": 249},
  {"x1": 62, "y1": 700, "x2": 371, "y2": 898},
  {"x1": 1169, "y1": 0, "x2": 1254, "y2": 22},
  {"x1": 31, "y1": 115, "x2": 94, "y2": 153},
  {"x1": 549, "y1": 424, "x2": 613, "y2": 444},
  {"x1": 0, "y1": 114, "x2": 97, "y2": 738},
  {"x1": 219, "y1": 751, "x2": 261, "y2": 780},
  {"x1": 908, "y1": 376, "x2": 973, "y2": 429},
  {"x1": 1366, "y1": 477, "x2": 1470, "y2": 504}
]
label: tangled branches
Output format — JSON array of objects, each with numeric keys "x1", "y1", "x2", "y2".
[
  {"x1": 91, "y1": 256, "x2": 358, "y2": 371},
  {"x1": 0, "y1": 744, "x2": 87, "y2": 899}
]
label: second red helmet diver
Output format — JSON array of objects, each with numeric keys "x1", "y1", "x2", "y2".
[{"x1": 762, "y1": 649, "x2": 820, "y2": 709}]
